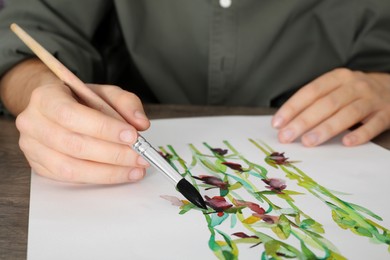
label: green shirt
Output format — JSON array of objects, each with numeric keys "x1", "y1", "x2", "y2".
[{"x1": 1, "y1": 0, "x2": 390, "y2": 106}]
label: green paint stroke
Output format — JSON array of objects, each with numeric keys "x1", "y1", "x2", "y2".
[{"x1": 160, "y1": 139, "x2": 390, "y2": 259}]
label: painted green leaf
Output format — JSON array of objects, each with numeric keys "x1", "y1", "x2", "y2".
[
  {"x1": 348, "y1": 202, "x2": 383, "y2": 221},
  {"x1": 220, "y1": 188, "x2": 229, "y2": 197},
  {"x1": 210, "y1": 213, "x2": 230, "y2": 227},
  {"x1": 264, "y1": 240, "x2": 281, "y2": 256},
  {"x1": 276, "y1": 193, "x2": 295, "y2": 202},
  {"x1": 230, "y1": 214, "x2": 237, "y2": 228},
  {"x1": 215, "y1": 159, "x2": 228, "y2": 172},
  {"x1": 332, "y1": 210, "x2": 356, "y2": 229},
  {"x1": 278, "y1": 208, "x2": 298, "y2": 216},
  {"x1": 272, "y1": 226, "x2": 289, "y2": 240},
  {"x1": 282, "y1": 190, "x2": 305, "y2": 195},
  {"x1": 179, "y1": 203, "x2": 195, "y2": 215},
  {"x1": 278, "y1": 215, "x2": 292, "y2": 239},
  {"x1": 229, "y1": 182, "x2": 242, "y2": 190},
  {"x1": 257, "y1": 190, "x2": 278, "y2": 195},
  {"x1": 352, "y1": 226, "x2": 373, "y2": 238},
  {"x1": 299, "y1": 219, "x2": 325, "y2": 233},
  {"x1": 200, "y1": 159, "x2": 220, "y2": 173},
  {"x1": 216, "y1": 229, "x2": 239, "y2": 259},
  {"x1": 300, "y1": 241, "x2": 317, "y2": 259}
]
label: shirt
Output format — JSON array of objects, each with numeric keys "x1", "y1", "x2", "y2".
[{"x1": 1, "y1": 0, "x2": 390, "y2": 107}]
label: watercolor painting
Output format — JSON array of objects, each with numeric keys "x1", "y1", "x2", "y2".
[
  {"x1": 27, "y1": 116, "x2": 390, "y2": 260},
  {"x1": 159, "y1": 139, "x2": 390, "y2": 260}
]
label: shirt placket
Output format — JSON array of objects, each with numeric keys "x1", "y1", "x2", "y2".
[{"x1": 208, "y1": 0, "x2": 237, "y2": 104}]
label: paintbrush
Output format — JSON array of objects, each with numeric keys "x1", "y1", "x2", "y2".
[{"x1": 10, "y1": 23, "x2": 207, "y2": 210}]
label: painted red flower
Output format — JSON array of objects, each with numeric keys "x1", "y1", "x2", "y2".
[
  {"x1": 204, "y1": 196, "x2": 233, "y2": 216},
  {"x1": 221, "y1": 161, "x2": 244, "y2": 172},
  {"x1": 252, "y1": 213, "x2": 279, "y2": 224},
  {"x1": 211, "y1": 148, "x2": 228, "y2": 156},
  {"x1": 232, "y1": 232, "x2": 259, "y2": 239},
  {"x1": 193, "y1": 175, "x2": 229, "y2": 190},
  {"x1": 232, "y1": 232, "x2": 261, "y2": 248},
  {"x1": 233, "y1": 199, "x2": 266, "y2": 215},
  {"x1": 268, "y1": 152, "x2": 289, "y2": 165},
  {"x1": 262, "y1": 178, "x2": 287, "y2": 193}
]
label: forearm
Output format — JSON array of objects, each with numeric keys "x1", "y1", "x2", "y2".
[{"x1": 0, "y1": 58, "x2": 61, "y2": 116}]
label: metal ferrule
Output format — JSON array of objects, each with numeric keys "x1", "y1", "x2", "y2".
[{"x1": 132, "y1": 135, "x2": 182, "y2": 185}]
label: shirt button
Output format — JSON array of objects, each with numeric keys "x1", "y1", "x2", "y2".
[{"x1": 219, "y1": 0, "x2": 231, "y2": 8}]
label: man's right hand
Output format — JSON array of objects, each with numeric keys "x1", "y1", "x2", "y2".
[{"x1": 0, "y1": 58, "x2": 151, "y2": 184}]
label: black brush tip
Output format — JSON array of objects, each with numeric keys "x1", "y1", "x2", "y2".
[{"x1": 176, "y1": 178, "x2": 207, "y2": 210}]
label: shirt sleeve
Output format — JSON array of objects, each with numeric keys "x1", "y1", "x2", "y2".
[
  {"x1": 0, "y1": 0, "x2": 111, "y2": 82},
  {"x1": 347, "y1": 1, "x2": 390, "y2": 72}
]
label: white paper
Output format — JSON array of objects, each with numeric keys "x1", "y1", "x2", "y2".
[{"x1": 27, "y1": 116, "x2": 390, "y2": 259}]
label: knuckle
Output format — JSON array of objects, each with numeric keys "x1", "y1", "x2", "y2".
[
  {"x1": 29, "y1": 86, "x2": 46, "y2": 103},
  {"x1": 107, "y1": 172, "x2": 122, "y2": 184},
  {"x1": 53, "y1": 102, "x2": 76, "y2": 126},
  {"x1": 119, "y1": 91, "x2": 141, "y2": 105},
  {"x1": 296, "y1": 116, "x2": 311, "y2": 129},
  {"x1": 15, "y1": 113, "x2": 29, "y2": 132},
  {"x1": 354, "y1": 81, "x2": 371, "y2": 95},
  {"x1": 323, "y1": 95, "x2": 340, "y2": 109},
  {"x1": 113, "y1": 149, "x2": 132, "y2": 166},
  {"x1": 18, "y1": 136, "x2": 29, "y2": 153},
  {"x1": 321, "y1": 122, "x2": 337, "y2": 135},
  {"x1": 113, "y1": 150, "x2": 125, "y2": 165},
  {"x1": 103, "y1": 167, "x2": 129, "y2": 184},
  {"x1": 349, "y1": 102, "x2": 365, "y2": 119},
  {"x1": 57, "y1": 161, "x2": 75, "y2": 181},
  {"x1": 96, "y1": 117, "x2": 110, "y2": 137},
  {"x1": 62, "y1": 134, "x2": 85, "y2": 156},
  {"x1": 333, "y1": 68, "x2": 354, "y2": 79}
]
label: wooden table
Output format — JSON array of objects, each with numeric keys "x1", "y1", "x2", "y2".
[{"x1": 1, "y1": 104, "x2": 389, "y2": 260}]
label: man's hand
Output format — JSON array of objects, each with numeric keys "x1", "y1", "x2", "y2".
[
  {"x1": 272, "y1": 68, "x2": 390, "y2": 147},
  {"x1": 0, "y1": 58, "x2": 151, "y2": 184}
]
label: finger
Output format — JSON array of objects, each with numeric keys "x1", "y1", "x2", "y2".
[
  {"x1": 89, "y1": 84, "x2": 150, "y2": 131},
  {"x1": 277, "y1": 83, "x2": 357, "y2": 143},
  {"x1": 343, "y1": 110, "x2": 390, "y2": 146},
  {"x1": 300, "y1": 98, "x2": 374, "y2": 146},
  {"x1": 17, "y1": 109, "x2": 149, "y2": 167},
  {"x1": 272, "y1": 68, "x2": 353, "y2": 129},
  {"x1": 30, "y1": 85, "x2": 139, "y2": 145},
  {"x1": 21, "y1": 137, "x2": 146, "y2": 184}
]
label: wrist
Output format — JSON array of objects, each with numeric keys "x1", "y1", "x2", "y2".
[{"x1": 0, "y1": 58, "x2": 61, "y2": 115}]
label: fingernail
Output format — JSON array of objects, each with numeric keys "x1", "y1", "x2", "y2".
[
  {"x1": 137, "y1": 156, "x2": 150, "y2": 167},
  {"x1": 280, "y1": 129, "x2": 294, "y2": 143},
  {"x1": 119, "y1": 130, "x2": 135, "y2": 143},
  {"x1": 272, "y1": 116, "x2": 284, "y2": 128},
  {"x1": 343, "y1": 135, "x2": 357, "y2": 146},
  {"x1": 303, "y1": 132, "x2": 319, "y2": 146},
  {"x1": 134, "y1": 110, "x2": 148, "y2": 120},
  {"x1": 128, "y1": 168, "x2": 145, "y2": 181}
]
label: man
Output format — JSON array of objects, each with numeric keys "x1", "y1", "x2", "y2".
[{"x1": 1, "y1": 0, "x2": 390, "y2": 184}]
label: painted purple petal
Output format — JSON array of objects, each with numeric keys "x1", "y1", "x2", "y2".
[
  {"x1": 268, "y1": 152, "x2": 290, "y2": 165},
  {"x1": 262, "y1": 178, "x2": 287, "y2": 192},
  {"x1": 232, "y1": 232, "x2": 259, "y2": 239},
  {"x1": 233, "y1": 199, "x2": 266, "y2": 215},
  {"x1": 221, "y1": 161, "x2": 244, "y2": 171},
  {"x1": 204, "y1": 195, "x2": 233, "y2": 212},
  {"x1": 252, "y1": 213, "x2": 279, "y2": 224},
  {"x1": 193, "y1": 175, "x2": 229, "y2": 190},
  {"x1": 211, "y1": 148, "x2": 228, "y2": 156},
  {"x1": 160, "y1": 195, "x2": 184, "y2": 207}
]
